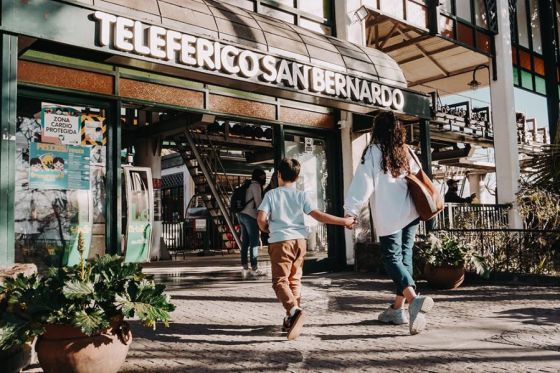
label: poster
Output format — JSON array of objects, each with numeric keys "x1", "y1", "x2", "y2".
[
  {"x1": 29, "y1": 142, "x2": 91, "y2": 190},
  {"x1": 41, "y1": 104, "x2": 82, "y2": 145},
  {"x1": 81, "y1": 113, "x2": 107, "y2": 146}
]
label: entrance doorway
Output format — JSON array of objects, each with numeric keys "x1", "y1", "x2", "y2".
[
  {"x1": 284, "y1": 134, "x2": 329, "y2": 259},
  {"x1": 122, "y1": 105, "x2": 343, "y2": 272}
]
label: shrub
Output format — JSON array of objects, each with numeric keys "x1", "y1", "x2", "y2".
[{"x1": 0, "y1": 254, "x2": 175, "y2": 351}]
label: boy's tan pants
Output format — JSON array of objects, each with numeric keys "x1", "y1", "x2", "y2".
[{"x1": 268, "y1": 239, "x2": 306, "y2": 313}]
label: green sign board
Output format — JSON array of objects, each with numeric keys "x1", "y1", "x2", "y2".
[{"x1": 124, "y1": 222, "x2": 152, "y2": 263}]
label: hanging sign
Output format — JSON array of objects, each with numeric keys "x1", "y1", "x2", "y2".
[
  {"x1": 29, "y1": 142, "x2": 91, "y2": 190},
  {"x1": 41, "y1": 104, "x2": 82, "y2": 145},
  {"x1": 92, "y1": 11, "x2": 406, "y2": 112}
]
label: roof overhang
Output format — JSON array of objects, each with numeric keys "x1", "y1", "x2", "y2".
[
  {"x1": 362, "y1": 6, "x2": 492, "y2": 95},
  {"x1": 1, "y1": 0, "x2": 432, "y2": 118}
]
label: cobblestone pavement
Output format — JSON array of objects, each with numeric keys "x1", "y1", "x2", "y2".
[
  {"x1": 118, "y1": 257, "x2": 560, "y2": 373},
  {"x1": 23, "y1": 256, "x2": 560, "y2": 372}
]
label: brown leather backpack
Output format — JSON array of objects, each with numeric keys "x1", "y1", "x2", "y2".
[{"x1": 405, "y1": 147, "x2": 444, "y2": 221}]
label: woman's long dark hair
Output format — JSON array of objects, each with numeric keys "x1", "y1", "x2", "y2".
[{"x1": 360, "y1": 111, "x2": 409, "y2": 177}]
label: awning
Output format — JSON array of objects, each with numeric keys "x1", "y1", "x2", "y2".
[
  {"x1": 89, "y1": 0, "x2": 408, "y2": 88},
  {"x1": 362, "y1": 6, "x2": 492, "y2": 95},
  {"x1": 1, "y1": 0, "x2": 431, "y2": 118}
]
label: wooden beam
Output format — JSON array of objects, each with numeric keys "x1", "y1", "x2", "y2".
[
  {"x1": 409, "y1": 63, "x2": 489, "y2": 88},
  {"x1": 382, "y1": 34, "x2": 432, "y2": 53},
  {"x1": 396, "y1": 27, "x2": 449, "y2": 77},
  {"x1": 397, "y1": 44, "x2": 460, "y2": 65},
  {"x1": 378, "y1": 22, "x2": 400, "y2": 49}
]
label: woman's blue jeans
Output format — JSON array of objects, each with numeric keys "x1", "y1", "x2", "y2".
[
  {"x1": 379, "y1": 219, "x2": 420, "y2": 296},
  {"x1": 238, "y1": 213, "x2": 260, "y2": 270}
]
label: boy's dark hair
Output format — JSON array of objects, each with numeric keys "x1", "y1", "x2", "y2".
[
  {"x1": 278, "y1": 158, "x2": 300, "y2": 182},
  {"x1": 30, "y1": 158, "x2": 41, "y2": 166},
  {"x1": 53, "y1": 157, "x2": 64, "y2": 164}
]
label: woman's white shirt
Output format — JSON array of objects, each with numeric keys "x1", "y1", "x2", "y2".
[{"x1": 344, "y1": 144, "x2": 420, "y2": 237}]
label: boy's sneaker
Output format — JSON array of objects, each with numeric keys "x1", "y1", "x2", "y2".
[
  {"x1": 286, "y1": 308, "x2": 305, "y2": 340},
  {"x1": 281, "y1": 315, "x2": 290, "y2": 332},
  {"x1": 250, "y1": 268, "x2": 267, "y2": 278},
  {"x1": 378, "y1": 305, "x2": 408, "y2": 325},
  {"x1": 409, "y1": 295, "x2": 434, "y2": 335},
  {"x1": 241, "y1": 268, "x2": 250, "y2": 280}
]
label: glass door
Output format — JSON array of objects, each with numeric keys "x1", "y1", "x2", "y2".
[{"x1": 284, "y1": 133, "x2": 329, "y2": 260}]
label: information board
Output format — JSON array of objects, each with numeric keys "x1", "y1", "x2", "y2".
[{"x1": 29, "y1": 142, "x2": 91, "y2": 190}]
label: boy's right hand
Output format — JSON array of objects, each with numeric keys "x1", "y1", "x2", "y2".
[{"x1": 343, "y1": 216, "x2": 357, "y2": 230}]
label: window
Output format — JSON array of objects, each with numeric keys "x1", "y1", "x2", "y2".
[
  {"x1": 15, "y1": 96, "x2": 108, "y2": 268},
  {"x1": 511, "y1": 0, "x2": 547, "y2": 95},
  {"x1": 299, "y1": 0, "x2": 330, "y2": 20},
  {"x1": 261, "y1": 5, "x2": 295, "y2": 24},
  {"x1": 530, "y1": 0, "x2": 542, "y2": 54},
  {"x1": 437, "y1": 1, "x2": 494, "y2": 55},
  {"x1": 556, "y1": 1, "x2": 560, "y2": 61},
  {"x1": 516, "y1": 0, "x2": 530, "y2": 48},
  {"x1": 441, "y1": 0, "x2": 453, "y2": 13},
  {"x1": 380, "y1": 0, "x2": 404, "y2": 19},
  {"x1": 407, "y1": 1, "x2": 428, "y2": 28},
  {"x1": 456, "y1": 0, "x2": 472, "y2": 21},
  {"x1": 257, "y1": 0, "x2": 333, "y2": 35},
  {"x1": 474, "y1": 0, "x2": 488, "y2": 29}
]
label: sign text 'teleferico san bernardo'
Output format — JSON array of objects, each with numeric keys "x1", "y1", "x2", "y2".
[{"x1": 93, "y1": 11, "x2": 405, "y2": 111}]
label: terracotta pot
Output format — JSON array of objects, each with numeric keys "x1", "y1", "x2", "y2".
[
  {"x1": 423, "y1": 262, "x2": 465, "y2": 289},
  {"x1": 0, "y1": 344, "x2": 33, "y2": 373},
  {"x1": 36, "y1": 319, "x2": 132, "y2": 373}
]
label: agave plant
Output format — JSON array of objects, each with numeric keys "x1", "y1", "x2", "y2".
[
  {"x1": 419, "y1": 233, "x2": 492, "y2": 278},
  {"x1": 525, "y1": 144, "x2": 560, "y2": 193},
  {"x1": 0, "y1": 255, "x2": 175, "y2": 351}
]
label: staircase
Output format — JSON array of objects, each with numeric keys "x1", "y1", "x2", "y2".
[{"x1": 173, "y1": 126, "x2": 241, "y2": 253}]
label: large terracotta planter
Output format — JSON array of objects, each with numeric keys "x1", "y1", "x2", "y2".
[
  {"x1": 423, "y1": 262, "x2": 465, "y2": 289},
  {"x1": 36, "y1": 320, "x2": 132, "y2": 373},
  {"x1": 0, "y1": 344, "x2": 33, "y2": 373}
]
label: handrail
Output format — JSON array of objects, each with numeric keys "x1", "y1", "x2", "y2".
[
  {"x1": 175, "y1": 127, "x2": 242, "y2": 250},
  {"x1": 193, "y1": 131, "x2": 234, "y2": 221}
]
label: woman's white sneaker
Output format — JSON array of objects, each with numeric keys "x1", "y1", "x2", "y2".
[
  {"x1": 378, "y1": 305, "x2": 408, "y2": 325},
  {"x1": 409, "y1": 296, "x2": 434, "y2": 335}
]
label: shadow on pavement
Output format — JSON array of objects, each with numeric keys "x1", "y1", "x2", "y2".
[{"x1": 494, "y1": 306, "x2": 560, "y2": 326}]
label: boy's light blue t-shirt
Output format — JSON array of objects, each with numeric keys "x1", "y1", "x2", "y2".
[{"x1": 258, "y1": 186, "x2": 316, "y2": 243}]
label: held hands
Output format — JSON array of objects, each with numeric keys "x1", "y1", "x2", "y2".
[{"x1": 343, "y1": 215, "x2": 357, "y2": 230}]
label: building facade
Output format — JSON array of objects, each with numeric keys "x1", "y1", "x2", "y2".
[{"x1": 0, "y1": 0, "x2": 556, "y2": 271}]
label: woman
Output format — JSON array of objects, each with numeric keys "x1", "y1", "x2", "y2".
[
  {"x1": 344, "y1": 111, "x2": 434, "y2": 335},
  {"x1": 239, "y1": 167, "x2": 267, "y2": 279}
]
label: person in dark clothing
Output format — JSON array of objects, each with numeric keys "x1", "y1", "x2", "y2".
[{"x1": 444, "y1": 179, "x2": 476, "y2": 203}]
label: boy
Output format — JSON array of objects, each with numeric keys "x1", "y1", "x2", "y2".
[{"x1": 257, "y1": 158, "x2": 355, "y2": 340}]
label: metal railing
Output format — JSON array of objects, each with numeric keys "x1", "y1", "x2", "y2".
[
  {"x1": 433, "y1": 203, "x2": 510, "y2": 230},
  {"x1": 415, "y1": 203, "x2": 560, "y2": 275},
  {"x1": 162, "y1": 221, "x2": 206, "y2": 258},
  {"x1": 429, "y1": 229, "x2": 560, "y2": 276},
  {"x1": 419, "y1": 203, "x2": 510, "y2": 235}
]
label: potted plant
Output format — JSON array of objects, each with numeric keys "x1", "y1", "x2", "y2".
[
  {"x1": 419, "y1": 233, "x2": 491, "y2": 289},
  {"x1": 0, "y1": 240, "x2": 175, "y2": 373}
]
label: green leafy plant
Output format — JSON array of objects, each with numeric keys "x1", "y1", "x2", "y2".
[
  {"x1": 419, "y1": 233, "x2": 491, "y2": 278},
  {"x1": 0, "y1": 255, "x2": 175, "y2": 351},
  {"x1": 524, "y1": 144, "x2": 560, "y2": 194}
]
